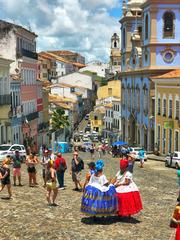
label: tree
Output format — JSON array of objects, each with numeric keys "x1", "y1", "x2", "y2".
[{"x1": 51, "y1": 108, "x2": 69, "y2": 133}]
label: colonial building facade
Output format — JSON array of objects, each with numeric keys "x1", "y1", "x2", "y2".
[
  {"x1": 152, "y1": 69, "x2": 180, "y2": 155},
  {"x1": 120, "y1": 0, "x2": 180, "y2": 151}
]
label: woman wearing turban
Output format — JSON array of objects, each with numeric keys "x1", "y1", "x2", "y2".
[
  {"x1": 81, "y1": 159, "x2": 118, "y2": 217},
  {"x1": 113, "y1": 158, "x2": 142, "y2": 217}
]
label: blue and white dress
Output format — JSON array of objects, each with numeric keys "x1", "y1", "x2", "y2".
[{"x1": 81, "y1": 174, "x2": 118, "y2": 216}]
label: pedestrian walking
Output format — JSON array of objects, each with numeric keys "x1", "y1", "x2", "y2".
[
  {"x1": 170, "y1": 199, "x2": 180, "y2": 240},
  {"x1": 12, "y1": 150, "x2": 22, "y2": 186},
  {"x1": 83, "y1": 161, "x2": 95, "y2": 191},
  {"x1": 54, "y1": 153, "x2": 67, "y2": 190},
  {"x1": 46, "y1": 160, "x2": 58, "y2": 206},
  {"x1": 70, "y1": 151, "x2": 84, "y2": 191},
  {"x1": 90, "y1": 144, "x2": 95, "y2": 159},
  {"x1": 113, "y1": 158, "x2": 142, "y2": 217},
  {"x1": 138, "y1": 149, "x2": 145, "y2": 168},
  {"x1": 41, "y1": 149, "x2": 51, "y2": 187},
  {"x1": 127, "y1": 153, "x2": 136, "y2": 173},
  {"x1": 0, "y1": 157, "x2": 12, "y2": 199},
  {"x1": 97, "y1": 145, "x2": 102, "y2": 158},
  {"x1": 81, "y1": 159, "x2": 118, "y2": 217}
]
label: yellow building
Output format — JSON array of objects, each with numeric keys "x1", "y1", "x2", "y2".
[
  {"x1": 97, "y1": 80, "x2": 121, "y2": 100},
  {"x1": 90, "y1": 107, "x2": 105, "y2": 135},
  {"x1": 0, "y1": 57, "x2": 13, "y2": 144},
  {"x1": 152, "y1": 69, "x2": 180, "y2": 155}
]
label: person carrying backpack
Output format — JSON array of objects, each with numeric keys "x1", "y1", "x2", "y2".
[
  {"x1": 54, "y1": 153, "x2": 67, "y2": 190},
  {"x1": 70, "y1": 151, "x2": 84, "y2": 191}
]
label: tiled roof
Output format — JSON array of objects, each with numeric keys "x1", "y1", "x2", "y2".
[
  {"x1": 38, "y1": 52, "x2": 56, "y2": 61},
  {"x1": 151, "y1": 69, "x2": 180, "y2": 79},
  {"x1": 71, "y1": 62, "x2": 86, "y2": 68},
  {"x1": 47, "y1": 52, "x2": 71, "y2": 64},
  {"x1": 49, "y1": 94, "x2": 77, "y2": 103},
  {"x1": 48, "y1": 50, "x2": 77, "y2": 56}
]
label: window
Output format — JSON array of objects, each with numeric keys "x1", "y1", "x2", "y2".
[
  {"x1": 175, "y1": 131, "x2": 179, "y2": 151},
  {"x1": 162, "y1": 128, "x2": 166, "y2": 154},
  {"x1": 158, "y1": 98, "x2": 161, "y2": 115},
  {"x1": 157, "y1": 125, "x2": 161, "y2": 150},
  {"x1": 163, "y1": 11, "x2": 175, "y2": 38},
  {"x1": 114, "y1": 41, "x2": 117, "y2": 48},
  {"x1": 145, "y1": 14, "x2": 149, "y2": 40},
  {"x1": 168, "y1": 129, "x2": 172, "y2": 153},
  {"x1": 175, "y1": 100, "x2": 179, "y2": 119},
  {"x1": 108, "y1": 88, "x2": 112, "y2": 96},
  {"x1": 163, "y1": 98, "x2": 166, "y2": 116},
  {"x1": 122, "y1": 28, "x2": 126, "y2": 49},
  {"x1": 169, "y1": 98, "x2": 172, "y2": 118}
]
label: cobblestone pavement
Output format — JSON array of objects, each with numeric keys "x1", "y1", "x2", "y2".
[{"x1": 0, "y1": 152, "x2": 178, "y2": 240}]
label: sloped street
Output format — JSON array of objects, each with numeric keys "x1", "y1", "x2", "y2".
[{"x1": 0, "y1": 152, "x2": 178, "y2": 240}]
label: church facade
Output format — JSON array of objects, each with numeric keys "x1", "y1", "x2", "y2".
[{"x1": 119, "y1": 0, "x2": 180, "y2": 151}]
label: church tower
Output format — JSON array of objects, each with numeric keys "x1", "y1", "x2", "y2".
[{"x1": 110, "y1": 33, "x2": 121, "y2": 74}]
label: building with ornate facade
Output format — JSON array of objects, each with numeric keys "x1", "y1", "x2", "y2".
[
  {"x1": 120, "y1": 0, "x2": 180, "y2": 151},
  {"x1": 152, "y1": 69, "x2": 180, "y2": 155},
  {"x1": 0, "y1": 20, "x2": 40, "y2": 149}
]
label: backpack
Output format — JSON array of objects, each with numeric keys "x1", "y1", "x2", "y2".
[{"x1": 79, "y1": 158, "x2": 84, "y2": 170}]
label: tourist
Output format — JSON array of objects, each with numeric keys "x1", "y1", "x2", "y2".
[
  {"x1": 54, "y1": 153, "x2": 67, "y2": 190},
  {"x1": 26, "y1": 153, "x2": 38, "y2": 187},
  {"x1": 71, "y1": 151, "x2": 84, "y2": 191},
  {"x1": 48, "y1": 148, "x2": 56, "y2": 161},
  {"x1": 113, "y1": 158, "x2": 142, "y2": 218},
  {"x1": 138, "y1": 149, "x2": 145, "y2": 168},
  {"x1": 170, "y1": 199, "x2": 180, "y2": 240},
  {"x1": 90, "y1": 144, "x2": 95, "y2": 159},
  {"x1": 97, "y1": 145, "x2": 102, "y2": 158},
  {"x1": 81, "y1": 159, "x2": 117, "y2": 217},
  {"x1": 46, "y1": 160, "x2": 58, "y2": 206},
  {"x1": 83, "y1": 161, "x2": 95, "y2": 191},
  {"x1": 0, "y1": 157, "x2": 12, "y2": 199},
  {"x1": 12, "y1": 150, "x2": 22, "y2": 186},
  {"x1": 127, "y1": 153, "x2": 136, "y2": 173},
  {"x1": 41, "y1": 149, "x2": 51, "y2": 187}
]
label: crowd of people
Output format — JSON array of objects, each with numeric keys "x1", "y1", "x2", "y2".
[{"x1": 0, "y1": 145, "x2": 179, "y2": 240}]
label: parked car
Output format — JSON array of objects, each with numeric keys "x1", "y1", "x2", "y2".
[
  {"x1": 84, "y1": 114, "x2": 90, "y2": 120},
  {"x1": 0, "y1": 144, "x2": 27, "y2": 162},
  {"x1": 165, "y1": 152, "x2": 180, "y2": 169},
  {"x1": 81, "y1": 142, "x2": 92, "y2": 152},
  {"x1": 92, "y1": 136, "x2": 99, "y2": 142},
  {"x1": 130, "y1": 147, "x2": 147, "y2": 161}
]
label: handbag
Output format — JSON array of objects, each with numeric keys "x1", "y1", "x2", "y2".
[
  {"x1": 58, "y1": 162, "x2": 67, "y2": 172},
  {"x1": 169, "y1": 219, "x2": 177, "y2": 228}
]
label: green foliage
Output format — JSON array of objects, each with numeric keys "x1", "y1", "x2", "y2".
[{"x1": 51, "y1": 108, "x2": 69, "y2": 133}]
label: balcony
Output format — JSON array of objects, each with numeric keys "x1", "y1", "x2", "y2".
[
  {"x1": 38, "y1": 122, "x2": 49, "y2": 131},
  {"x1": 17, "y1": 48, "x2": 38, "y2": 60},
  {"x1": 0, "y1": 94, "x2": 11, "y2": 106},
  {"x1": 24, "y1": 111, "x2": 39, "y2": 122}
]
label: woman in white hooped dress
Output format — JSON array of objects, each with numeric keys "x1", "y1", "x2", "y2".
[
  {"x1": 81, "y1": 159, "x2": 118, "y2": 216},
  {"x1": 113, "y1": 158, "x2": 143, "y2": 217}
]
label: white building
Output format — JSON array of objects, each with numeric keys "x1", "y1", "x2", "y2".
[{"x1": 79, "y1": 61, "x2": 109, "y2": 78}]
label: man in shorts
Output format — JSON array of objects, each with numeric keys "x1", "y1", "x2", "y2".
[
  {"x1": 71, "y1": 152, "x2": 84, "y2": 191},
  {"x1": 12, "y1": 150, "x2": 22, "y2": 186},
  {"x1": 41, "y1": 149, "x2": 51, "y2": 187}
]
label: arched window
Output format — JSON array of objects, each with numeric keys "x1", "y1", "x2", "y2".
[
  {"x1": 145, "y1": 14, "x2": 149, "y2": 40},
  {"x1": 122, "y1": 28, "x2": 126, "y2": 49},
  {"x1": 163, "y1": 11, "x2": 175, "y2": 38},
  {"x1": 114, "y1": 41, "x2": 117, "y2": 48}
]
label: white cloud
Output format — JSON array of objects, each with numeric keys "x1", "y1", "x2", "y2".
[{"x1": 0, "y1": 0, "x2": 121, "y2": 62}]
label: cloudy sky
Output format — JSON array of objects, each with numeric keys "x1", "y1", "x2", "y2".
[{"x1": 0, "y1": 0, "x2": 123, "y2": 62}]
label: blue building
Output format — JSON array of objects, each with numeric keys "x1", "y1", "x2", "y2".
[
  {"x1": 10, "y1": 76, "x2": 22, "y2": 144},
  {"x1": 120, "y1": 0, "x2": 180, "y2": 151}
]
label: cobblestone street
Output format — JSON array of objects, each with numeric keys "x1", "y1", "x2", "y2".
[{"x1": 0, "y1": 152, "x2": 178, "y2": 240}]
